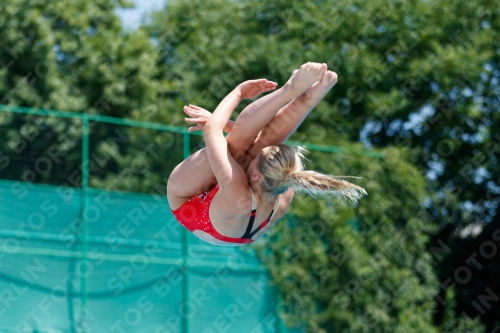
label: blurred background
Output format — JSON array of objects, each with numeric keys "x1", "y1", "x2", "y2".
[{"x1": 0, "y1": 0, "x2": 499, "y2": 332}]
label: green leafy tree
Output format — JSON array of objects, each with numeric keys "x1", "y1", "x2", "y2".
[
  {"x1": 148, "y1": 0, "x2": 500, "y2": 330},
  {"x1": 254, "y1": 146, "x2": 440, "y2": 332},
  {"x1": 0, "y1": 0, "x2": 178, "y2": 191}
]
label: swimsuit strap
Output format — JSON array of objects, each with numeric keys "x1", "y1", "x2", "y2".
[
  {"x1": 249, "y1": 187, "x2": 257, "y2": 211},
  {"x1": 269, "y1": 195, "x2": 281, "y2": 220},
  {"x1": 248, "y1": 187, "x2": 281, "y2": 215},
  {"x1": 241, "y1": 188, "x2": 280, "y2": 239}
]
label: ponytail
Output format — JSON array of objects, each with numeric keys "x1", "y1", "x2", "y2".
[
  {"x1": 257, "y1": 145, "x2": 367, "y2": 204},
  {"x1": 287, "y1": 171, "x2": 367, "y2": 203}
]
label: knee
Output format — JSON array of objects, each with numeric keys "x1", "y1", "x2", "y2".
[
  {"x1": 229, "y1": 147, "x2": 248, "y2": 162},
  {"x1": 245, "y1": 145, "x2": 262, "y2": 161},
  {"x1": 226, "y1": 136, "x2": 252, "y2": 158}
]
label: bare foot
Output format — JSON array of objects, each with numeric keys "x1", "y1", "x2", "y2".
[
  {"x1": 287, "y1": 62, "x2": 328, "y2": 95},
  {"x1": 302, "y1": 70, "x2": 338, "y2": 104}
]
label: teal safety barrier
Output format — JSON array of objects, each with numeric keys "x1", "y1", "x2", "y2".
[{"x1": 0, "y1": 104, "x2": 380, "y2": 332}]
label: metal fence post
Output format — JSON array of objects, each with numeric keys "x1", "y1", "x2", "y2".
[
  {"x1": 182, "y1": 132, "x2": 190, "y2": 333},
  {"x1": 81, "y1": 115, "x2": 89, "y2": 332}
]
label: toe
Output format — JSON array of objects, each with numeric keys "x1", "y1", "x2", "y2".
[
  {"x1": 324, "y1": 71, "x2": 338, "y2": 85},
  {"x1": 331, "y1": 71, "x2": 338, "y2": 83},
  {"x1": 315, "y1": 63, "x2": 325, "y2": 74}
]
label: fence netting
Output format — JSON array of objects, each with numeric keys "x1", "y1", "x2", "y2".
[{"x1": 0, "y1": 108, "x2": 300, "y2": 333}]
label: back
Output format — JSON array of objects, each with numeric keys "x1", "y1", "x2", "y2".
[{"x1": 209, "y1": 184, "x2": 293, "y2": 240}]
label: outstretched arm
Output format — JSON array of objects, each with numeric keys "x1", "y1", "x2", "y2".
[
  {"x1": 202, "y1": 80, "x2": 277, "y2": 190},
  {"x1": 204, "y1": 89, "x2": 242, "y2": 131},
  {"x1": 202, "y1": 87, "x2": 245, "y2": 192}
]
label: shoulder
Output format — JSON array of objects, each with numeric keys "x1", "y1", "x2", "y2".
[
  {"x1": 213, "y1": 179, "x2": 253, "y2": 215},
  {"x1": 216, "y1": 175, "x2": 250, "y2": 199}
]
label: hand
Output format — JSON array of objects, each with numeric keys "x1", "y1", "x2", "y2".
[
  {"x1": 183, "y1": 104, "x2": 212, "y2": 132},
  {"x1": 237, "y1": 79, "x2": 278, "y2": 100}
]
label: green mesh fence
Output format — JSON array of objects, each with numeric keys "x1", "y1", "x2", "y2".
[
  {"x1": 0, "y1": 105, "x2": 380, "y2": 332},
  {"x1": 1, "y1": 105, "x2": 343, "y2": 333},
  {"x1": 0, "y1": 181, "x2": 288, "y2": 333}
]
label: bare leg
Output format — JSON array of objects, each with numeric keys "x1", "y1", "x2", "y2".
[
  {"x1": 226, "y1": 63, "x2": 327, "y2": 162},
  {"x1": 247, "y1": 71, "x2": 338, "y2": 160}
]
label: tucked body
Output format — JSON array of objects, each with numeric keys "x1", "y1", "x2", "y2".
[{"x1": 167, "y1": 62, "x2": 366, "y2": 246}]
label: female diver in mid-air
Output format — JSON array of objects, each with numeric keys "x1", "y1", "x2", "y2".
[{"x1": 167, "y1": 62, "x2": 366, "y2": 246}]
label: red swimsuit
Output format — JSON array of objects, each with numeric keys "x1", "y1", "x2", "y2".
[{"x1": 171, "y1": 184, "x2": 280, "y2": 245}]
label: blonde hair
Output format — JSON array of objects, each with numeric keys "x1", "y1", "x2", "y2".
[{"x1": 256, "y1": 145, "x2": 367, "y2": 204}]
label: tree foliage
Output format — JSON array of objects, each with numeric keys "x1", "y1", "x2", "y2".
[
  {"x1": 148, "y1": 0, "x2": 500, "y2": 331},
  {"x1": 254, "y1": 147, "x2": 439, "y2": 332},
  {"x1": 0, "y1": 0, "x2": 180, "y2": 191},
  {"x1": 1, "y1": 0, "x2": 499, "y2": 331}
]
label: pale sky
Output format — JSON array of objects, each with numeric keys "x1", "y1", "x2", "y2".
[{"x1": 115, "y1": 0, "x2": 166, "y2": 30}]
